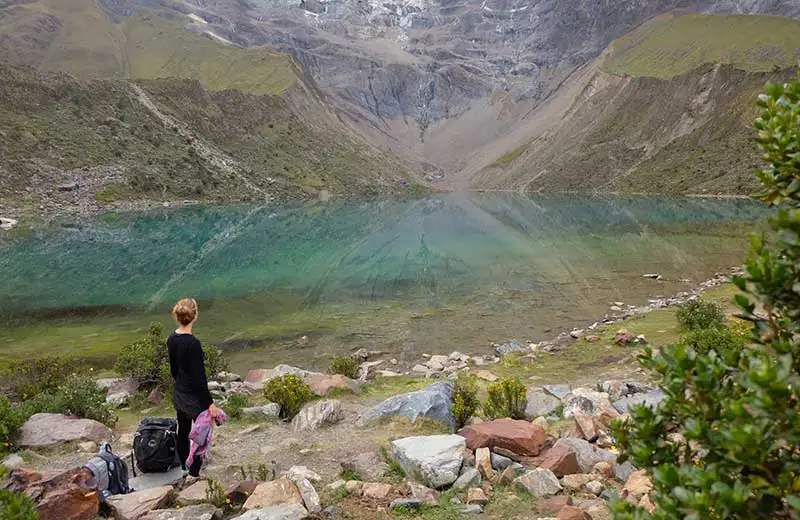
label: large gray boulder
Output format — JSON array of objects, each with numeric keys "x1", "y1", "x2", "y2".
[
  {"x1": 562, "y1": 388, "x2": 617, "y2": 418},
  {"x1": 390, "y1": 435, "x2": 466, "y2": 488},
  {"x1": 525, "y1": 391, "x2": 561, "y2": 419},
  {"x1": 20, "y1": 413, "x2": 112, "y2": 447},
  {"x1": 542, "y1": 384, "x2": 572, "y2": 400},
  {"x1": 613, "y1": 390, "x2": 666, "y2": 414},
  {"x1": 233, "y1": 504, "x2": 309, "y2": 520},
  {"x1": 553, "y1": 438, "x2": 616, "y2": 473},
  {"x1": 356, "y1": 381, "x2": 455, "y2": 430}
]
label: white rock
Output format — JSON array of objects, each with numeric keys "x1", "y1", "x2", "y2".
[
  {"x1": 513, "y1": 468, "x2": 562, "y2": 497},
  {"x1": 294, "y1": 478, "x2": 321, "y2": 514},
  {"x1": 287, "y1": 466, "x2": 322, "y2": 483},
  {"x1": 1, "y1": 454, "x2": 25, "y2": 470},
  {"x1": 0, "y1": 217, "x2": 18, "y2": 230},
  {"x1": 233, "y1": 504, "x2": 309, "y2": 520},
  {"x1": 390, "y1": 435, "x2": 466, "y2": 488},
  {"x1": 291, "y1": 400, "x2": 343, "y2": 431}
]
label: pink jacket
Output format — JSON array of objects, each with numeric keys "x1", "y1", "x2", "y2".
[{"x1": 186, "y1": 408, "x2": 228, "y2": 470}]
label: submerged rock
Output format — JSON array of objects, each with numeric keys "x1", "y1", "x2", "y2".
[{"x1": 356, "y1": 381, "x2": 454, "y2": 430}]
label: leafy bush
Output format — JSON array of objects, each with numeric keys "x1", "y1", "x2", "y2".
[
  {"x1": 58, "y1": 375, "x2": 117, "y2": 427},
  {"x1": 263, "y1": 374, "x2": 313, "y2": 420},
  {"x1": 452, "y1": 373, "x2": 479, "y2": 430},
  {"x1": 675, "y1": 299, "x2": 725, "y2": 331},
  {"x1": 115, "y1": 322, "x2": 167, "y2": 387},
  {"x1": 203, "y1": 345, "x2": 230, "y2": 380},
  {"x1": 0, "y1": 489, "x2": 38, "y2": 520},
  {"x1": 612, "y1": 80, "x2": 800, "y2": 519},
  {"x1": 328, "y1": 356, "x2": 358, "y2": 379},
  {"x1": 682, "y1": 326, "x2": 748, "y2": 358},
  {"x1": 0, "y1": 397, "x2": 25, "y2": 457},
  {"x1": 484, "y1": 378, "x2": 527, "y2": 420},
  {"x1": 3, "y1": 356, "x2": 80, "y2": 399},
  {"x1": 115, "y1": 322, "x2": 228, "y2": 388},
  {"x1": 225, "y1": 394, "x2": 249, "y2": 420}
]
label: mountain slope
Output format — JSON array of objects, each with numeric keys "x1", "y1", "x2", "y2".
[
  {"x1": 465, "y1": 14, "x2": 800, "y2": 195},
  {"x1": 0, "y1": 0, "x2": 425, "y2": 215}
]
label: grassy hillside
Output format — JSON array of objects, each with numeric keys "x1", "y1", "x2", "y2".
[
  {"x1": 0, "y1": 0, "x2": 297, "y2": 94},
  {"x1": 604, "y1": 14, "x2": 800, "y2": 78}
]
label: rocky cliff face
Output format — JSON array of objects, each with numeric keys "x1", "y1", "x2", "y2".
[{"x1": 98, "y1": 0, "x2": 800, "y2": 136}]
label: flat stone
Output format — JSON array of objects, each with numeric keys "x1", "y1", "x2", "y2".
[
  {"x1": 390, "y1": 435, "x2": 465, "y2": 488},
  {"x1": 526, "y1": 391, "x2": 561, "y2": 420},
  {"x1": 552, "y1": 439, "x2": 616, "y2": 473},
  {"x1": 129, "y1": 467, "x2": 184, "y2": 492},
  {"x1": 612, "y1": 390, "x2": 666, "y2": 414},
  {"x1": 453, "y1": 467, "x2": 481, "y2": 490},
  {"x1": 459, "y1": 418, "x2": 548, "y2": 457},
  {"x1": 357, "y1": 381, "x2": 455, "y2": 430},
  {"x1": 305, "y1": 374, "x2": 360, "y2": 397},
  {"x1": 107, "y1": 486, "x2": 173, "y2": 520},
  {"x1": 341, "y1": 451, "x2": 388, "y2": 482},
  {"x1": 141, "y1": 505, "x2": 221, "y2": 520},
  {"x1": 475, "y1": 447, "x2": 493, "y2": 479},
  {"x1": 291, "y1": 400, "x2": 343, "y2": 431},
  {"x1": 286, "y1": 466, "x2": 321, "y2": 483},
  {"x1": 243, "y1": 478, "x2": 303, "y2": 510},
  {"x1": 20, "y1": 413, "x2": 112, "y2": 447},
  {"x1": 177, "y1": 481, "x2": 210, "y2": 506},
  {"x1": 361, "y1": 482, "x2": 394, "y2": 500},
  {"x1": 233, "y1": 504, "x2": 309, "y2": 520},
  {"x1": 538, "y1": 444, "x2": 580, "y2": 477},
  {"x1": 467, "y1": 487, "x2": 488, "y2": 505},
  {"x1": 542, "y1": 384, "x2": 572, "y2": 400},
  {"x1": 461, "y1": 505, "x2": 484, "y2": 515},
  {"x1": 562, "y1": 389, "x2": 618, "y2": 418},
  {"x1": 294, "y1": 478, "x2": 321, "y2": 513},
  {"x1": 514, "y1": 468, "x2": 562, "y2": 497}
]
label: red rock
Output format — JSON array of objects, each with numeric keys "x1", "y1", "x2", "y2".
[
  {"x1": 538, "y1": 444, "x2": 580, "y2": 477},
  {"x1": 539, "y1": 495, "x2": 573, "y2": 515},
  {"x1": 593, "y1": 461, "x2": 614, "y2": 479},
  {"x1": 558, "y1": 505, "x2": 591, "y2": 520},
  {"x1": 622, "y1": 469, "x2": 653, "y2": 504},
  {"x1": 458, "y1": 419, "x2": 548, "y2": 457},
  {"x1": 245, "y1": 369, "x2": 272, "y2": 385},
  {"x1": 362, "y1": 483, "x2": 394, "y2": 500},
  {"x1": 6, "y1": 468, "x2": 98, "y2": 520},
  {"x1": 573, "y1": 415, "x2": 597, "y2": 441},
  {"x1": 467, "y1": 488, "x2": 488, "y2": 505},
  {"x1": 305, "y1": 375, "x2": 360, "y2": 397}
]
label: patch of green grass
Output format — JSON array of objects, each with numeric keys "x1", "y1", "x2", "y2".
[
  {"x1": 340, "y1": 467, "x2": 362, "y2": 482},
  {"x1": 492, "y1": 145, "x2": 527, "y2": 167},
  {"x1": 482, "y1": 485, "x2": 539, "y2": 520},
  {"x1": 393, "y1": 491, "x2": 463, "y2": 520},
  {"x1": 380, "y1": 445, "x2": 407, "y2": 483},
  {"x1": 360, "y1": 376, "x2": 433, "y2": 400},
  {"x1": 95, "y1": 184, "x2": 128, "y2": 203},
  {"x1": 604, "y1": 14, "x2": 800, "y2": 79}
]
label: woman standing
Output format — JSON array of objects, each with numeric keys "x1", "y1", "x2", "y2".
[{"x1": 167, "y1": 298, "x2": 219, "y2": 483}]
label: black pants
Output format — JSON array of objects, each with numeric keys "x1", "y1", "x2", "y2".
[{"x1": 176, "y1": 409, "x2": 203, "y2": 477}]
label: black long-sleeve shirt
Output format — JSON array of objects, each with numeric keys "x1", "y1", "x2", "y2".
[{"x1": 167, "y1": 332, "x2": 213, "y2": 417}]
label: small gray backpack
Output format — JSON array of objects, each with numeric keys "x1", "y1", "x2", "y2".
[{"x1": 84, "y1": 443, "x2": 132, "y2": 501}]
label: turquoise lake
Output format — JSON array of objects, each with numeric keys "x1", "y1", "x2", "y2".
[{"x1": 0, "y1": 194, "x2": 768, "y2": 371}]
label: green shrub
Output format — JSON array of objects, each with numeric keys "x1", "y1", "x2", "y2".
[
  {"x1": 115, "y1": 322, "x2": 228, "y2": 388},
  {"x1": 612, "y1": 80, "x2": 800, "y2": 519},
  {"x1": 3, "y1": 356, "x2": 81, "y2": 399},
  {"x1": 115, "y1": 322, "x2": 167, "y2": 387},
  {"x1": 203, "y1": 345, "x2": 230, "y2": 380},
  {"x1": 675, "y1": 299, "x2": 725, "y2": 331},
  {"x1": 451, "y1": 373, "x2": 479, "y2": 430},
  {"x1": 0, "y1": 397, "x2": 25, "y2": 457},
  {"x1": 682, "y1": 326, "x2": 748, "y2": 358},
  {"x1": 225, "y1": 394, "x2": 249, "y2": 420},
  {"x1": 328, "y1": 356, "x2": 358, "y2": 379},
  {"x1": 0, "y1": 489, "x2": 38, "y2": 520},
  {"x1": 58, "y1": 375, "x2": 117, "y2": 427},
  {"x1": 263, "y1": 374, "x2": 313, "y2": 420},
  {"x1": 484, "y1": 378, "x2": 527, "y2": 420}
]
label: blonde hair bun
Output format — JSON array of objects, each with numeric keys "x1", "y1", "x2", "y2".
[{"x1": 172, "y1": 298, "x2": 198, "y2": 326}]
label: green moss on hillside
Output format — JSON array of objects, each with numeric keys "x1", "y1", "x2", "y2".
[
  {"x1": 0, "y1": 0, "x2": 297, "y2": 95},
  {"x1": 604, "y1": 14, "x2": 800, "y2": 79}
]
